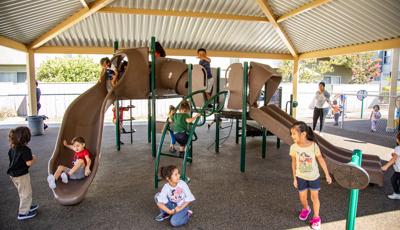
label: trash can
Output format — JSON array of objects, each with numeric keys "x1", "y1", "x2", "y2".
[{"x1": 27, "y1": 116, "x2": 44, "y2": 136}]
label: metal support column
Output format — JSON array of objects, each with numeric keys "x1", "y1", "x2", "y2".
[
  {"x1": 240, "y1": 62, "x2": 248, "y2": 172},
  {"x1": 215, "y1": 67, "x2": 221, "y2": 153},
  {"x1": 151, "y1": 37, "x2": 156, "y2": 157}
]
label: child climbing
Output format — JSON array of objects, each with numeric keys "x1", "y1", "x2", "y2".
[
  {"x1": 370, "y1": 105, "x2": 381, "y2": 132},
  {"x1": 331, "y1": 100, "x2": 340, "y2": 126},
  {"x1": 47, "y1": 137, "x2": 92, "y2": 189},
  {"x1": 100, "y1": 57, "x2": 117, "y2": 90},
  {"x1": 381, "y1": 132, "x2": 400, "y2": 200},
  {"x1": 7, "y1": 127, "x2": 39, "y2": 220},
  {"x1": 289, "y1": 121, "x2": 332, "y2": 230},
  {"x1": 154, "y1": 165, "x2": 195, "y2": 227},
  {"x1": 197, "y1": 48, "x2": 213, "y2": 100},
  {"x1": 167, "y1": 105, "x2": 177, "y2": 152},
  {"x1": 173, "y1": 100, "x2": 201, "y2": 156}
]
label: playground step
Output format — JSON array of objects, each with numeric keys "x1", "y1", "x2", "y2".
[{"x1": 160, "y1": 152, "x2": 192, "y2": 160}]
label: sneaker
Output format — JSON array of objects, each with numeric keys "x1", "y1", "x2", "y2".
[
  {"x1": 17, "y1": 210, "x2": 37, "y2": 220},
  {"x1": 47, "y1": 174, "x2": 56, "y2": 189},
  {"x1": 61, "y1": 172, "x2": 69, "y2": 184},
  {"x1": 388, "y1": 193, "x2": 400, "y2": 200},
  {"x1": 44, "y1": 124, "x2": 48, "y2": 130},
  {"x1": 310, "y1": 216, "x2": 321, "y2": 230},
  {"x1": 298, "y1": 207, "x2": 311, "y2": 221},
  {"x1": 154, "y1": 212, "x2": 170, "y2": 222},
  {"x1": 169, "y1": 146, "x2": 177, "y2": 153},
  {"x1": 30, "y1": 204, "x2": 39, "y2": 212},
  {"x1": 178, "y1": 151, "x2": 185, "y2": 158},
  {"x1": 187, "y1": 210, "x2": 193, "y2": 218}
]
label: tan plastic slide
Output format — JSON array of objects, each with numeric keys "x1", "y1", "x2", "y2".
[
  {"x1": 246, "y1": 62, "x2": 383, "y2": 186},
  {"x1": 48, "y1": 48, "x2": 205, "y2": 205}
]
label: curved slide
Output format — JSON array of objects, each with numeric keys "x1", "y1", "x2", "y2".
[
  {"x1": 48, "y1": 48, "x2": 206, "y2": 205},
  {"x1": 249, "y1": 105, "x2": 384, "y2": 186}
]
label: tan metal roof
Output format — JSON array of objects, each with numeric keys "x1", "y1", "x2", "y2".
[
  {"x1": 281, "y1": 0, "x2": 400, "y2": 53},
  {"x1": 46, "y1": 13, "x2": 289, "y2": 53},
  {"x1": 0, "y1": 0, "x2": 399, "y2": 57},
  {"x1": 0, "y1": 0, "x2": 83, "y2": 44}
]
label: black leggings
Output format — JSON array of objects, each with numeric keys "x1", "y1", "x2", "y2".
[
  {"x1": 313, "y1": 108, "x2": 325, "y2": 131},
  {"x1": 391, "y1": 172, "x2": 400, "y2": 194}
]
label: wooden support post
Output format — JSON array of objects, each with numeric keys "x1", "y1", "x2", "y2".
[
  {"x1": 387, "y1": 48, "x2": 399, "y2": 132},
  {"x1": 26, "y1": 50, "x2": 37, "y2": 116},
  {"x1": 292, "y1": 57, "x2": 299, "y2": 118}
]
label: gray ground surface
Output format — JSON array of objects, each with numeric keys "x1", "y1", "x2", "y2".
[{"x1": 0, "y1": 123, "x2": 399, "y2": 230}]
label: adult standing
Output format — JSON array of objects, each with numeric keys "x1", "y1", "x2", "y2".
[
  {"x1": 312, "y1": 82, "x2": 330, "y2": 132},
  {"x1": 35, "y1": 81, "x2": 47, "y2": 130}
]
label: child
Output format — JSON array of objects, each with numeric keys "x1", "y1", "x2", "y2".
[
  {"x1": 370, "y1": 105, "x2": 381, "y2": 132},
  {"x1": 197, "y1": 48, "x2": 213, "y2": 100},
  {"x1": 173, "y1": 100, "x2": 201, "y2": 156},
  {"x1": 100, "y1": 57, "x2": 117, "y2": 90},
  {"x1": 381, "y1": 132, "x2": 400, "y2": 199},
  {"x1": 289, "y1": 121, "x2": 332, "y2": 230},
  {"x1": 331, "y1": 100, "x2": 340, "y2": 126},
  {"x1": 167, "y1": 105, "x2": 177, "y2": 152},
  {"x1": 154, "y1": 165, "x2": 195, "y2": 227},
  {"x1": 7, "y1": 126, "x2": 39, "y2": 220},
  {"x1": 47, "y1": 137, "x2": 91, "y2": 189}
]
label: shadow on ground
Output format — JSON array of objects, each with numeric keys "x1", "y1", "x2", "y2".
[{"x1": 0, "y1": 124, "x2": 399, "y2": 230}]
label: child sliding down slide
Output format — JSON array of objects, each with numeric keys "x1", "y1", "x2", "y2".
[{"x1": 47, "y1": 137, "x2": 92, "y2": 189}]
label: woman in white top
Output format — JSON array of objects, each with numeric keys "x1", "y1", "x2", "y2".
[{"x1": 312, "y1": 82, "x2": 330, "y2": 132}]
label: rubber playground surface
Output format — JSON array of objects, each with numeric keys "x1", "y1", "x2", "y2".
[{"x1": 0, "y1": 123, "x2": 399, "y2": 230}]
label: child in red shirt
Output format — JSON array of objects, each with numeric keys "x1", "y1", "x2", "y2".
[{"x1": 47, "y1": 137, "x2": 92, "y2": 189}]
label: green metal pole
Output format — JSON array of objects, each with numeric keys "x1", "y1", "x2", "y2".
[
  {"x1": 240, "y1": 62, "x2": 248, "y2": 172},
  {"x1": 148, "y1": 99, "x2": 151, "y2": 143},
  {"x1": 215, "y1": 67, "x2": 221, "y2": 153},
  {"x1": 360, "y1": 98, "x2": 364, "y2": 119},
  {"x1": 113, "y1": 41, "x2": 120, "y2": 151},
  {"x1": 262, "y1": 128, "x2": 266, "y2": 159},
  {"x1": 188, "y1": 64, "x2": 193, "y2": 160},
  {"x1": 346, "y1": 149, "x2": 363, "y2": 230},
  {"x1": 151, "y1": 37, "x2": 156, "y2": 158},
  {"x1": 235, "y1": 119, "x2": 239, "y2": 144}
]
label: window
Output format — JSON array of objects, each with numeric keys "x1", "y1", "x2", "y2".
[
  {"x1": 323, "y1": 75, "x2": 341, "y2": 84},
  {"x1": 0, "y1": 72, "x2": 17, "y2": 82},
  {"x1": 383, "y1": 51, "x2": 391, "y2": 64},
  {"x1": 17, "y1": 72, "x2": 27, "y2": 83}
]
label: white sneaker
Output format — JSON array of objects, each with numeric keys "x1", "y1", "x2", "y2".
[
  {"x1": 47, "y1": 174, "x2": 56, "y2": 189},
  {"x1": 61, "y1": 172, "x2": 69, "y2": 184},
  {"x1": 388, "y1": 193, "x2": 400, "y2": 200}
]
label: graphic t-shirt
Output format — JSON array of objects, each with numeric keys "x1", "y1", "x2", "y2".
[
  {"x1": 372, "y1": 111, "x2": 381, "y2": 120},
  {"x1": 73, "y1": 149, "x2": 90, "y2": 166},
  {"x1": 156, "y1": 180, "x2": 195, "y2": 206},
  {"x1": 393, "y1": 146, "x2": 400, "y2": 172},
  {"x1": 290, "y1": 143, "x2": 321, "y2": 181},
  {"x1": 173, "y1": 113, "x2": 191, "y2": 133}
]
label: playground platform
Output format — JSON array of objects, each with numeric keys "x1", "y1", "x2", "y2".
[{"x1": 0, "y1": 123, "x2": 399, "y2": 230}]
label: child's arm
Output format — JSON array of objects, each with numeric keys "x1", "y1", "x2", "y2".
[
  {"x1": 291, "y1": 155, "x2": 297, "y2": 188},
  {"x1": 84, "y1": 155, "x2": 91, "y2": 176},
  {"x1": 186, "y1": 114, "x2": 201, "y2": 123},
  {"x1": 157, "y1": 202, "x2": 175, "y2": 215},
  {"x1": 175, "y1": 201, "x2": 191, "y2": 213},
  {"x1": 63, "y1": 140, "x2": 74, "y2": 151},
  {"x1": 26, "y1": 154, "x2": 37, "y2": 167},
  {"x1": 382, "y1": 154, "x2": 398, "y2": 171},
  {"x1": 370, "y1": 111, "x2": 373, "y2": 120},
  {"x1": 316, "y1": 155, "x2": 332, "y2": 184}
]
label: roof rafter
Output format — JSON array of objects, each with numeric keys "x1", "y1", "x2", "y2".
[
  {"x1": 0, "y1": 36, "x2": 28, "y2": 52},
  {"x1": 99, "y1": 7, "x2": 269, "y2": 23},
  {"x1": 277, "y1": 0, "x2": 333, "y2": 23},
  {"x1": 256, "y1": 0, "x2": 298, "y2": 57},
  {"x1": 80, "y1": 0, "x2": 89, "y2": 9},
  {"x1": 299, "y1": 38, "x2": 400, "y2": 60},
  {"x1": 34, "y1": 46, "x2": 293, "y2": 60},
  {"x1": 29, "y1": 0, "x2": 115, "y2": 49}
]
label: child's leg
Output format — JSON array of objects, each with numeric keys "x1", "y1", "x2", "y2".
[
  {"x1": 11, "y1": 174, "x2": 33, "y2": 214},
  {"x1": 310, "y1": 190, "x2": 320, "y2": 217},
  {"x1": 169, "y1": 130, "x2": 176, "y2": 147},
  {"x1": 312, "y1": 108, "x2": 319, "y2": 130},
  {"x1": 54, "y1": 165, "x2": 68, "y2": 180},
  {"x1": 67, "y1": 159, "x2": 85, "y2": 176},
  {"x1": 170, "y1": 207, "x2": 190, "y2": 227},
  {"x1": 391, "y1": 172, "x2": 400, "y2": 194},
  {"x1": 298, "y1": 190, "x2": 309, "y2": 209}
]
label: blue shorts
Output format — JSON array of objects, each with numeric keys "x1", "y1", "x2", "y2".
[{"x1": 297, "y1": 177, "x2": 320, "y2": 192}]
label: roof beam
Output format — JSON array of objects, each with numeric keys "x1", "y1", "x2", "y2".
[
  {"x1": 256, "y1": 0, "x2": 298, "y2": 57},
  {"x1": 0, "y1": 36, "x2": 27, "y2": 52},
  {"x1": 29, "y1": 0, "x2": 114, "y2": 49},
  {"x1": 35, "y1": 46, "x2": 293, "y2": 60},
  {"x1": 277, "y1": 0, "x2": 333, "y2": 23},
  {"x1": 80, "y1": 0, "x2": 89, "y2": 9},
  {"x1": 99, "y1": 7, "x2": 269, "y2": 23},
  {"x1": 299, "y1": 38, "x2": 400, "y2": 60}
]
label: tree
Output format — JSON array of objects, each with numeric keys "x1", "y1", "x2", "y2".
[
  {"x1": 37, "y1": 56, "x2": 100, "y2": 82},
  {"x1": 277, "y1": 59, "x2": 334, "y2": 83}
]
